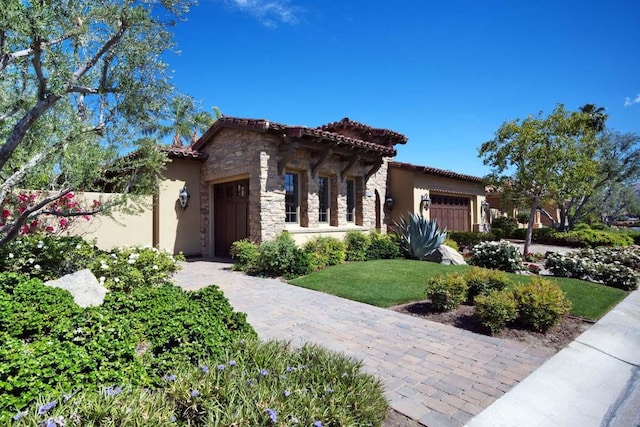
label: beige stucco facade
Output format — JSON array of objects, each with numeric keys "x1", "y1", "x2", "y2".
[
  {"x1": 388, "y1": 162, "x2": 488, "y2": 232},
  {"x1": 66, "y1": 192, "x2": 154, "y2": 250}
]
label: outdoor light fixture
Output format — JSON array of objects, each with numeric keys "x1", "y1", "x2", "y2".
[
  {"x1": 178, "y1": 185, "x2": 190, "y2": 209},
  {"x1": 481, "y1": 200, "x2": 490, "y2": 210},
  {"x1": 384, "y1": 196, "x2": 395, "y2": 211},
  {"x1": 420, "y1": 194, "x2": 431, "y2": 210}
]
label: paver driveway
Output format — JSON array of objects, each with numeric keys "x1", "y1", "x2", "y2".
[{"x1": 173, "y1": 260, "x2": 552, "y2": 427}]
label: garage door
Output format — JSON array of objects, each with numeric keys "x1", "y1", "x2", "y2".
[
  {"x1": 214, "y1": 179, "x2": 249, "y2": 257},
  {"x1": 430, "y1": 194, "x2": 470, "y2": 231}
]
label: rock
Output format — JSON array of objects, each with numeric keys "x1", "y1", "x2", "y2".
[
  {"x1": 428, "y1": 245, "x2": 467, "y2": 265},
  {"x1": 44, "y1": 269, "x2": 108, "y2": 307}
]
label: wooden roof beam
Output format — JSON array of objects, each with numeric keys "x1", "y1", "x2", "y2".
[{"x1": 311, "y1": 148, "x2": 333, "y2": 179}]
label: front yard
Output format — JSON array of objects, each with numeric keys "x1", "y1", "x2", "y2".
[{"x1": 288, "y1": 259, "x2": 627, "y2": 321}]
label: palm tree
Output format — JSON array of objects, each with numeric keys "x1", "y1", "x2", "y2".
[
  {"x1": 579, "y1": 103, "x2": 608, "y2": 133},
  {"x1": 153, "y1": 95, "x2": 217, "y2": 147}
]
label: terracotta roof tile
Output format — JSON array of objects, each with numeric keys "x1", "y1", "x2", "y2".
[
  {"x1": 389, "y1": 161, "x2": 484, "y2": 183},
  {"x1": 318, "y1": 117, "x2": 408, "y2": 145},
  {"x1": 194, "y1": 116, "x2": 398, "y2": 156},
  {"x1": 161, "y1": 145, "x2": 208, "y2": 160}
]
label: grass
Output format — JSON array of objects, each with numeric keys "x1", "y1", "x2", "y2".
[{"x1": 289, "y1": 259, "x2": 628, "y2": 321}]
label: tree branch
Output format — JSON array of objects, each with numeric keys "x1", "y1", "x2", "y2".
[
  {"x1": 0, "y1": 31, "x2": 78, "y2": 73},
  {"x1": 0, "y1": 187, "x2": 72, "y2": 245},
  {"x1": 71, "y1": 20, "x2": 127, "y2": 83},
  {"x1": 0, "y1": 150, "x2": 49, "y2": 202},
  {"x1": 32, "y1": 38, "x2": 47, "y2": 100}
]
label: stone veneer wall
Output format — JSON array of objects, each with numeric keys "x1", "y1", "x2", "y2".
[{"x1": 199, "y1": 127, "x2": 391, "y2": 255}]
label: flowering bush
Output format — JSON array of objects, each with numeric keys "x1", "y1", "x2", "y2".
[
  {"x1": 0, "y1": 234, "x2": 182, "y2": 290},
  {"x1": 0, "y1": 191, "x2": 99, "y2": 238},
  {"x1": 545, "y1": 248, "x2": 638, "y2": 291},
  {"x1": 7, "y1": 340, "x2": 387, "y2": 426},
  {"x1": 468, "y1": 241, "x2": 524, "y2": 273}
]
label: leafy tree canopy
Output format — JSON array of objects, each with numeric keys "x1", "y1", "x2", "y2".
[{"x1": 0, "y1": 0, "x2": 196, "y2": 244}]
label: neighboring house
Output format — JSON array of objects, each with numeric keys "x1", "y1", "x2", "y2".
[
  {"x1": 387, "y1": 162, "x2": 488, "y2": 232},
  {"x1": 118, "y1": 116, "x2": 407, "y2": 257}
]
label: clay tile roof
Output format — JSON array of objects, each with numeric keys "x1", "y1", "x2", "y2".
[
  {"x1": 318, "y1": 117, "x2": 408, "y2": 145},
  {"x1": 389, "y1": 161, "x2": 484, "y2": 183},
  {"x1": 194, "y1": 116, "x2": 399, "y2": 156},
  {"x1": 160, "y1": 145, "x2": 208, "y2": 160}
]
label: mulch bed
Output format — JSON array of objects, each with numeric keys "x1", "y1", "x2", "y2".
[{"x1": 390, "y1": 300, "x2": 592, "y2": 353}]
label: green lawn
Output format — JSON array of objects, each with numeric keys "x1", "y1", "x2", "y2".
[{"x1": 288, "y1": 259, "x2": 627, "y2": 321}]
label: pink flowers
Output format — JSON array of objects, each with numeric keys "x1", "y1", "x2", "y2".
[{"x1": 1, "y1": 191, "x2": 95, "y2": 236}]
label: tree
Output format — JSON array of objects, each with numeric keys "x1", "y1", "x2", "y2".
[
  {"x1": 538, "y1": 130, "x2": 640, "y2": 230},
  {"x1": 0, "y1": 0, "x2": 194, "y2": 245},
  {"x1": 149, "y1": 95, "x2": 219, "y2": 147},
  {"x1": 579, "y1": 103, "x2": 608, "y2": 134},
  {"x1": 479, "y1": 105, "x2": 597, "y2": 255}
]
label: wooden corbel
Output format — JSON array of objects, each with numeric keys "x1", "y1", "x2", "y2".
[
  {"x1": 311, "y1": 148, "x2": 332, "y2": 179},
  {"x1": 364, "y1": 159, "x2": 383, "y2": 182},
  {"x1": 340, "y1": 154, "x2": 359, "y2": 182},
  {"x1": 278, "y1": 142, "x2": 299, "y2": 175}
]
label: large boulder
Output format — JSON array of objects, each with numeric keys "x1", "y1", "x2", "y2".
[
  {"x1": 428, "y1": 245, "x2": 467, "y2": 265},
  {"x1": 45, "y1": 269, "x2": 108, "y2": 307}
]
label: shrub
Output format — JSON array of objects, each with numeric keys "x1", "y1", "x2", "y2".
[
  {"x1": 443, "y1": 238, "x2": 459, "y2": 252},
  {"x1": 0, "y1": 273, "x2": 255, "y2": 418},
  {"x1": 425, "y1": 273, "x2": 468, "y2": 312},
  {"x1": 447, "y1": 231, "x2": 495, "y2": 249},
  {"x1": 366, "y1": 231, "x2": 400, "y2": 260},
  {"x1": 0, "y1": 233, "x2": 98, "y2": 281},
  {"x1": 490, "y1": 216, "x2": 517, "y2": 238},
  {"x1": 474, "y1": 290, "x2": 518, "y2": 334},
  {"x1": 256, "y1": 232, "x2": 312, "y2": 278},
  {"x1": 394, "y1": 213, "x2": 446, "y2": 260},
  {"x1": 469, "y1": 241, "x2": 524, "y2": 273},
  {"x1": 8, "y1": 339, "x2": 388, "y2": 427},
  {"x1": 344, "y1": 231, "x2": 371, "y2": 261},
  {"x1": 545, "y1": 248, "x2": 639, "y2": 291},
  {"x1": 0, "y1": 234, "x2": 183, "y2": 292},
  {"x1": 464, "y1": 267, "x2": 511, "y2": 300},
  {"x1": 303, "y1": 236, "x2": 346, "y2": 270},
  {"x1": 512, "y1": 278, "x2": 572, "y2": 332},
  {"x1": 230, "y1": 239, "x2": 260, "y2": 272}
]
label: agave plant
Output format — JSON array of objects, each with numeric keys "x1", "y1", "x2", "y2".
[{"x1": 394, "y1": 212, "x2": 447, "y2": 260}]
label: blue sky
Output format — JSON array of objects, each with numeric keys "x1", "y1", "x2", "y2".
[{"x1": 166, "y1": 0, "x2": 640, "y2": 177}]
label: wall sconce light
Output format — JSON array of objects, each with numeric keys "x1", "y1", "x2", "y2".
[
  {"x1": 481, "y1": 200, "x2": 490, "y2": 210},
  {"x1": 178, "y1": 185, "x2": 190, "y2": 209},
  {"x1": 384, "y1": 196, "x2": 395, "y2": 211},
  {"x1": 420, "y1": 194, "x2": 431, "y2": 210}
]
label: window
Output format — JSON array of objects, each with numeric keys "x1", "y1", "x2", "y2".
[
  {"x1": 285, "y1": 172, "x2": 299, "y2": 223},
  {"x1": 346, "y1": 179, "x2": 355, "y2": 222},
  {"x1": 318, "y1": 176, "x2": 329, "y2": 223}
]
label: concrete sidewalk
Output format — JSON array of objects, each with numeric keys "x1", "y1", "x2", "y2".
[
  {"x1": 173, "y1": 260, "x2": 552, "y2": 427},
  {"x1": 466, "y1": 289, "x2": 640, "y2": 427}
]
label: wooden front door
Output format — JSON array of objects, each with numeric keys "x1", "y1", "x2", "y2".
[
  {"x1": 214, "y1": 179, "x2": 249, "y2": 257},
  {"x1": 430, "y1": 194, "x2": 470, "y2": 232}
]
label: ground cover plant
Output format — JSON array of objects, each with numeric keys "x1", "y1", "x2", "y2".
[
  {"x1": 289, "y1": 259, "x2": 626, "y2": 321},
  {"x1": 1, "y1": 235, "x2": 389, "y2": 425},
  {"x1": 9, "y1": 339, "x2": 388, "y2": 426}
]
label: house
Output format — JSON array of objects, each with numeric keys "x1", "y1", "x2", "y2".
[
  {"x1": 72, "y1": 116, "x2": 496, "y2": 257},
  {"x1": 140, "y1": 116, "x2": 406, "y2": 257},
  {"x1": 387, "y1": 162, "x2": 488, "y2": 232}
]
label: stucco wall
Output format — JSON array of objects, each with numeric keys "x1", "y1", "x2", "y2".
[
  {"x1": 388, "y1": 167, "x2": 488, "y2": 231},
  {"x1": 158, "y1": 158, "x2": 202, "y2": 256},
  {"x1": 66, "y1": 192, "x2": 153, "y2": 250}
]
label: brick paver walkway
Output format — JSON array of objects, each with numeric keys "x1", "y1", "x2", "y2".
[{"x1": 173, "y1": 260, "x2": 553, "y2": 427}]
